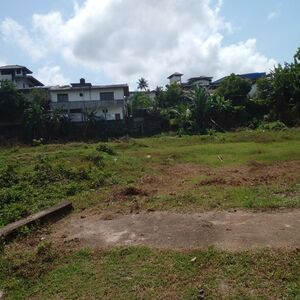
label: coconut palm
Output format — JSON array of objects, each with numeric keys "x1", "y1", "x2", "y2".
[{"x1": 137, "y1": 77, "x2": 149, "y2": 91}]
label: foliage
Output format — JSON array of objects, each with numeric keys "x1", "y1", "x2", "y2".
[
  {"x1": 215, "y1": 73, "x2": 251, "y2": 105},
  {"x1": 131, "y1": 92, "x2": 152, "y2": 109},
  {"x1": 96, "y1": 143, "x2": 116, "y2": 155},
  {"x1": 258, "y1": 121, "x2": 288, "y2": 131},
  {"x1": 255, "y1": 47, "x2": 300, "y2": 125},
  {"x1": 137, "y1": 77, "x2": 149, "y2": 91},
  {"x1": 0, "y1": 80, "x2": 27, "y2": 123},
  {"x1": 156, "y1": 82, "x2": 183, "y2": 108}
]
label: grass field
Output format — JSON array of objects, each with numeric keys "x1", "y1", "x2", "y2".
[
  {"x1": 1, "y1": 129, "x2": 300, "y2": 227},
  {"x1": 1, "y1": 129, "x2": 300, "y2": 299}
]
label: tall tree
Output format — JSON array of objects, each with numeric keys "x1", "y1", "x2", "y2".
[
  {"x1": 137, "y1": 77, "x2": 149, "y2": 91},
  {"x1": 0, "y1": 80, "x2": 27, "y2": 123},
  {"x1": 215, "y1": 74, "x2": 251, "y2": 106}
]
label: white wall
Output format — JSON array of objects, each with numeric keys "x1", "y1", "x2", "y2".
[
  {"x1": 50, "y1": 86, "x2": 126, "y2": 121},
  {"x1": 50, "y1": 87, "x2": 125, "y2": 102},
  {"x1": 169, "y1": 76, "x2": 182, "y2": 84}
]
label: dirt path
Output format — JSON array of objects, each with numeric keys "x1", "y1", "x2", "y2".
[{"x1": 48, "y1": 209, "x2": 300, "y2": 251}]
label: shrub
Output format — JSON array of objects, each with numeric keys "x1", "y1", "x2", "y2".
[
  {"x1": 0, "y1": 164, "x2": 19, "y2": 188},
  {"x1": 258, "y1": 121, "x2": 287, "y2": 131},
  {"x1": 96, "y1": 143, "x2": 116, "y2": 155},
  {"x1": 86, "y1": 153, "x2": 105, "y2": 167},
  {"x1": 32, "y1": 138, "x2": 44, "y2": 147}
]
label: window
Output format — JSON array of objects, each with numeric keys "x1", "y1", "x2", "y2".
[
  {"x1": 16, "y1": 69, "x2": 21, "y2": 75},
  {"x1": 79, "y1": 92, "x2": 83, "y2": 97},
  {"x1": 100, "y1": 92, "x2": 114, "y2": 101},
  {"x1": 57, "y1": 94, "x2": 69, "y2": 102},
  {"x1": 70, "y1": 108, "x2": 82, "y2": 113},
  {"x1": 115, "y1": 113, "x2": 121, "y2": 120}
]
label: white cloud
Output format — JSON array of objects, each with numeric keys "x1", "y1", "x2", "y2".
[
  {"x1": 0, "y1": 0, "x2": 277, "y2": 88},
  {"x1": 36, "y1": 65, "x2": 70, "y2": 86},
  {"x1": 267, "y1": 11, "x2": 280, "y2": 21},
  {"x1": 0, "y1": 18, "x2": 46, "y2": 61}
]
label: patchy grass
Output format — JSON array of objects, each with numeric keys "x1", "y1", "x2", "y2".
[
  {"x1": 1, "y1": 129, "x2": 300, "y2": 227},
  {"x1": 0, "y1": 244, "x2": 299, "y2": 299}
]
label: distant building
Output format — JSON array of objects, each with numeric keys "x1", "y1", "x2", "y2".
[
  {"x1": 0, "y1": 65, "x2": 44, "y2": 89},
  {"x1": 49, "y1": 78, "x2": 129, "y2": 122},
  {"x1": 167, "y1": 72, "x2": 183, "y2": 85},
  {"x1": 167, "y1": 73, "x2": 213, "y2": 91}
]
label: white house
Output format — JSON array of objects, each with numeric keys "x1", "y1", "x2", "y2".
[
  {"x1": 0, "y1": 65, "x2": 44, "y2": 89},
  {"x1": 49, "y1": 78, "x2": 129, "y2": 122}
]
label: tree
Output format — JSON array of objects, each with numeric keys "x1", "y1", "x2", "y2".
[
  {"x1": 0, "y1": 80, "x2": 27, "y2": 123},
  {"x1": 157, "y1": 82, "x2": 183, "y2": 108},
  {"x1": 189, "y1": 86, "x2": 210, "y2": 132},
  {"x1": 131, "y1": 92, "x2": 152, "y2": 109},
  {"x1": 255, "y1": 47, "x2": 300, "y2": 125},
  {"x1": 215, "y1": 74, "x2": 251, "y2": 105},
  {"x1": 23, "y1": 89, "x2": 49, "y2": 140},
  {"x1": 137, "y1": 77, "x2": 149, "y2": 91}
]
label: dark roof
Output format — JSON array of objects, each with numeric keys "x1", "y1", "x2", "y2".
[
  {"x1": 212, "y1": 72, "x2": 266, "y2": 85},
  {"x1": 188, "y1": 76, "x2": 213, "y2": 81},
  {"x1": 238, "y1": 72, "x2": 266, "y2": 81},
  {"x1": 0, "y1": 65, "x2": 32, "y2": 74},
  {"x1": 26, "y1": 75, "x2": 44, "y2": 86},
  {"x1": 167, "y1": 72, "x2": 183, "y2": 79}
]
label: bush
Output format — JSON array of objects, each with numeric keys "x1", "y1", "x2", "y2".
[
  {"x1": 32, "y1": 138, "x2": 44, "y2": 147},
  {"x1": 0, "y1": 164, "x2": 19, "y2": 188},
  {"x1": 86, "y1": 153, "x2": 105, "y2": 167},
  {"x1": 258, "y1": 121, "x2": 287, "y2": 131},
  {"x1": 96, "y1": 143, "x2": 116, "y2": 155}
]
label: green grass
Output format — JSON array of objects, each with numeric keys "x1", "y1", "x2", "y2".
[
  {"x1": 1, "y1": 129, "x2": 300, "y2": 227},
  {"x1": 1, "y1": 129, "x2": 300, "y2": 299},
  {"x1": 1, "y1": 244, "x2": 299, "y2": 299}
]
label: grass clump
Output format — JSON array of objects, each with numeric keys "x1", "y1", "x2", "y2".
[{"x1": 96, "y1": 143, "x2": 116, "y2": 155}]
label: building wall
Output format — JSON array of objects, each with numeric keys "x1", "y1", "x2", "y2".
[
  {"x1": 169, "y1": 76, "x2": 182, "y2": 84},
  {"x1": 50, "y1": 87, "x2": 126, "y2": 121},
  {"x1": 50, "y1": 88, "x2": 125, "y2": 102}
]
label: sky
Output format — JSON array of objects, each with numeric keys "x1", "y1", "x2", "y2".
[{"x1": 0, "y1": 0, "x2": 299, "y2": 89}]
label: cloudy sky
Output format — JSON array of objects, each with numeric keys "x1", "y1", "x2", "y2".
[{"x1": 0, "y1": 0, "x2": 299, "y2": 89}]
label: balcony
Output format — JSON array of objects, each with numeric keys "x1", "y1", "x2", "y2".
[{"x1": 51, "y1": 99, "x2": 125, "y2": 110}]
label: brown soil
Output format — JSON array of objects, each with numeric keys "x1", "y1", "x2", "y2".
[
  {"x1": 105, "y1": 161, "x2": 300, "y2": 206},
  {"x1": 140, "y1": 161, "x2": 300, "y2": 195},
  {"x1": 198, "y1": 160, "x2": 300, "y2": 187},
  {"x1": 47, "y1": 209, "x2": 300, "y2": 251}
]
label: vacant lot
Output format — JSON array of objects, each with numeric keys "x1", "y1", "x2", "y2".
[{"x1": 1, "y1": 129, "x2": 300, "y2": 299}]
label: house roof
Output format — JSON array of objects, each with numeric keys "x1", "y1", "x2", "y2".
[
  {"x1": 26, "y1": 75, "x2": 44, "y2": 87},
  {"x1": 0, "y1": 65, "x2": 33, "y2": 74},
  {"x1": 212, "y1": 72, "x2": 266, "y2": 85},
  {"x1": 50, "y1": 83, "x2": 130, "y2": 96},
  {"x1": 167, "y1": 72, "x2": 183, "y2": 79}
]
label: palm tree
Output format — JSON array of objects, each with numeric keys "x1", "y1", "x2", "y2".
[{"x1": 137, "y1": 77, "x2": 149, "y2": 91}]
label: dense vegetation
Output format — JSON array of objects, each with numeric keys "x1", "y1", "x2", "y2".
[{"x1": 133, "y1": 47, "x2": 300, "y2": 133}]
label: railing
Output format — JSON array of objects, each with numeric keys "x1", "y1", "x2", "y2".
[{"x1": 51, "y1": 99, "x2": 125, "y2": 110}]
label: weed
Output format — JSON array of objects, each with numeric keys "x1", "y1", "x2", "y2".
[
  {"x1": 85, "y1": 153, "x2": 105, "y2": 167},
  {"x1": 96, "y1": 143, "x2": 116, "y2": 155}
]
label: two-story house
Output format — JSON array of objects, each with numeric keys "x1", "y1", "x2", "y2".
[
  {"x1": 0, "y1": 65, "x2": 44, "y2": 89},
  {"x1": 49, "y1": 78, "x2": 129, "y2": 122}
]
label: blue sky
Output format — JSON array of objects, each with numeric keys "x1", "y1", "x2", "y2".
[{"x1": 0, "y1": 0, "x2": 299, "y2": 89}]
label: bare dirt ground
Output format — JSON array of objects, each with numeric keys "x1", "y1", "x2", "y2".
[
  {"x1": 111, "y1": 161, "x2": 300, "y2": 200},
  {"x1": 48, "y1": 209, "x2": 300, "y2": 251}
]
